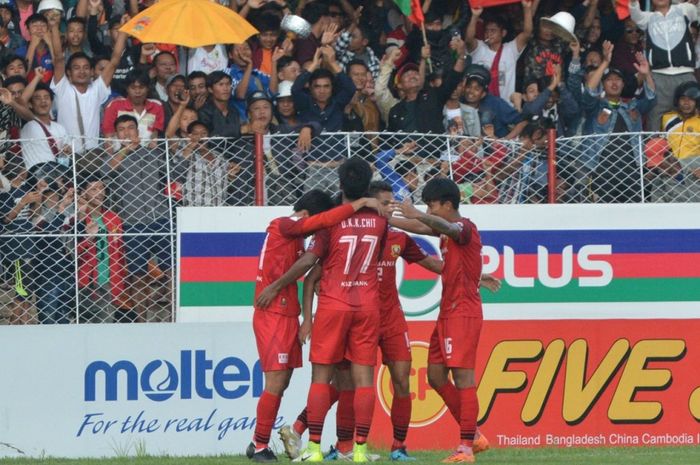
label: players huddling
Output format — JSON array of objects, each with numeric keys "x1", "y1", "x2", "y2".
[{"x1": 252, "y1": 157, "x2": 497, "y2": 463}]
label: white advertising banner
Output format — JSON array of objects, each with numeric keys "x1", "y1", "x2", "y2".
[{"x1": 0, "y1": 323, "x2": 327, "y2": 458}]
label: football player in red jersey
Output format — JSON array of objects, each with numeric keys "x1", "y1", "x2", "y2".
[
  {"x1": 392, "y1": 178, "x2": 485, "y2": 463},
  {"x1": 256, "y1": 158, "x2": 389, "y2": 462},
  {"x1": 248, "y1": 188, "x2": 384, "y2": 463}
]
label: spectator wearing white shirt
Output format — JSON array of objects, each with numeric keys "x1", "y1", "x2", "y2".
[
  {"x1": 20, "y1": 82, "x2": 69, "y2": 171},
  {"x1": 187, "y1": 44, "x2": 228, "y2": 75},
  {"x1": 630, "y1": 0, "x2": 698, "y2": 130},
  {"x1": 49, "y1": 15, "x2": 126, "y2": 153},
  {"x1": 465, "y1": 0, "x2": 534, "y2": 103}
]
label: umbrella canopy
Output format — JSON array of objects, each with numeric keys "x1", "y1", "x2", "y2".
[{"x1": 120, "y1": 0, "x2": 258, "y2": 48}]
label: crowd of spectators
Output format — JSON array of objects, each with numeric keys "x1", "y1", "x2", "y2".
[{"x1": 0, "y1": 0, "x2": 700, "y2": 324}]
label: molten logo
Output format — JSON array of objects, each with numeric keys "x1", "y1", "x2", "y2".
[{"x1": 376, "y1": 341, "x2": 447, "y2": 427}]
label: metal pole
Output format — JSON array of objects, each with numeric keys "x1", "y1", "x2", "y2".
[
  {"x1": 163, "y1": 137, "x2": 177, "y2": 321},
  {"x1": 547, "y1": 128, "x2": 557, "y2": 204},
  {"x1": 72, "y1": 139, "x2": 80, "y2": 324},
  {"x1": 255, "y1": 133, "x2": 265, "y2": 206},
  {"x1": 638, "y1": 133, "x2": 646, "y2": 203}
]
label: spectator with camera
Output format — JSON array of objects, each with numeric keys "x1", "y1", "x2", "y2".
[{"x1": 171, "y1": 120, "x2": 231, "y2": 207}]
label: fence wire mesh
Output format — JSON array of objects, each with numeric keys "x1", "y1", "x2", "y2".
[{"x1": 0, "y1": 131, "x2": 697, "y2": 324}]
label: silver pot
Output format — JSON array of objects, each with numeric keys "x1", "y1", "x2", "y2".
[{"x1": 281, "y1": 14, "x2": 312, "y2": 39}]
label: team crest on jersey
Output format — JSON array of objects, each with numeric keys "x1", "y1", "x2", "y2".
[
  {"x1": 391, "y1": 244, "x2": 402, "y2": 258},
  {"x1": 278, "y1": 353, "x2": 289, "y2": 364}
]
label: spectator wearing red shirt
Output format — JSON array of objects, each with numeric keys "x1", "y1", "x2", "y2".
[
  {"x1": 76, "y1": 177, "x2": 133, "y2": 322},
  {"x1": 102, "y1": 69, "x2": 165, "y2": 139}
]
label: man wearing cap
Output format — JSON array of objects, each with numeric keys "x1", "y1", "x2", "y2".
[
  {"x1": 630, "y1": 0, "x2": 697, "y2": 131},
  {"x1": 229, "y1": 91, "x2": 321, "y2": 205},
  {"x1": 462, "y1": 63, "x2": 524, "y2": 138},
  {"x1": 582, "y1": 41, "x2": 656, "y2": 202},
  {"x1": 660, "y1": 81, "x2": 700, "y2": 201},
  {"x1": 387, "y1": 36, "x2": 467, "y2": 134},
  {"x1": 102, "y1": 69, "x2": 165, "y2": 140},
  {"x1": 466, "y1": 0, "x2": 533, "y2": 103}
]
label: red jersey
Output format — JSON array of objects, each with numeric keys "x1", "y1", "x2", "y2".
[
  {"x1": 378, "y1": 229, "x2": 428, "y2": 310},
  {"x1": 438, "y1": 217, "x2": 483, "y2": 319},
  {"x1": 254, "y1": 204, "x2": 356, "y2": 316},
  {"x1": 309, "y1": 207, "x2": 388, "y2": 311}
]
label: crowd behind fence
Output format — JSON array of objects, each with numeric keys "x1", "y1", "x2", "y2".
[{"x1": 0, "y1": 131, "x2": 697, "y2": 325}]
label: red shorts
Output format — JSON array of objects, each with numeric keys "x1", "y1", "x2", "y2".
[
  {"x1": 380, "y1": 304, "x2": 408, "y2": 338},
  {"x1": 379, "y1": 330, "x2": 412, "y2": 364},
  {"x1": 428, "y1": 316, "x2": 482, "y2": 368},
  {"x1": 253, "y1": 310, "x2": 303, "y2": 372},
  {"x1": 310, "y1": 307, "x2": 379, "y2": 366},
  {"x1": 379, "y1": 305, "x2": 411, "y2": 364}
]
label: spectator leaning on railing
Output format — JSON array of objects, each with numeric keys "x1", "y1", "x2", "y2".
[
  {"x1": 101, "y1": 114, "x2": 171, "y2": 323},
  {"x1": 292, "y1": 44, "x2": 355, "y2": 192},
  {"x1": 582, "y1": 40, "x2": 656, "y2": 203},
  {"x1": 660, "y1": 81, "x2": 700, "y2": 201}
]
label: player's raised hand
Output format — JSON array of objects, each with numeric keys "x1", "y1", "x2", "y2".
[
  {"x1": 394, "y1": 198, "x2": 422, "y2": 219},
  {"x1": 480, "y1": 274, "x2": 502, "y2": 293},
  {"x1": 363, "y1": 197, "x2": 395, "y2": 217},
  {"x1": 255, "y1": 283, "x2": 280, "y2": 308},
  {"x1": 298, "y1": 319, "x2": 312, "y2": 345}
]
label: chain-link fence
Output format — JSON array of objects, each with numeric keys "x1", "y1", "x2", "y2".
[{"x1": 0, "y1": 131, "x2": 697, "y2": 324}]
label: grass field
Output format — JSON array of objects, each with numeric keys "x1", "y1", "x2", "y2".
[{"x1": 4, "y1": 446, "x2": 700, "y2": 465}]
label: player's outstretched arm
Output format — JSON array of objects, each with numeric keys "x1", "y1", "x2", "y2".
[
  {"x1": 394, "y1": 199, "x2": 463, "y2": 241},
  {"x1": 255, "y1": 252, "x2": 318, "y2": 308},
  {"x1": 299, "y1": 264, "x2": 322, "y2": 345},
  {"x1": 480, "y1": 274, "x2": 502, "y2": 293},
  {"x1": 388, "y1": 216, "x2": 434, "y2": 235},
  {"x1": 289, "y1": 198, "x2": 390, "y2": 237},
  {"x1": 417, "y1": 256, "x2": 444, "y2": 274}
]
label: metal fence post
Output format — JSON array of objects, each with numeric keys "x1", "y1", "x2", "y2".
[
  {"x1": 163, "y1": 138, "x2": 177, "y2": 321},
  {"x1": 72, "y1": 139, "x2": 80, "y2": 324},
  {"x1": 445, "y1": 135, "x2": 454, "y2": 181},
  {"x1": 638, "y1": 133, "x2": 646, "y2": 203},
  {"x1": 255, "y1": 133, "x2": 265, "y2": 206},
  {"x1": 547, "y1": 128, "x2": 558, "y2": 204}
]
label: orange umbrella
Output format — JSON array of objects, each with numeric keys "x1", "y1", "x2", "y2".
[{"x1": 120, "y1": 0, "x2": 258, "y2": 48}]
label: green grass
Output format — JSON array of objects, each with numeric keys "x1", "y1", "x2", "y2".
[{"x1": 4, "y1": 447, "x2": 700, "y2": 465}]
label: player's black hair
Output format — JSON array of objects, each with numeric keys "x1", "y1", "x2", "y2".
[
  {"x1": 421, "y1": 178, "x2": 460, "y2": 210},
  {"x1": 369, "y1": 180, "x2": 393, "y2": 196},
  {"x1": 338, "y1": 157, "x2": 373, "y2": 201},
  {"x1": 294, "y1": 189, "x2": 335, "y2": 216}
]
